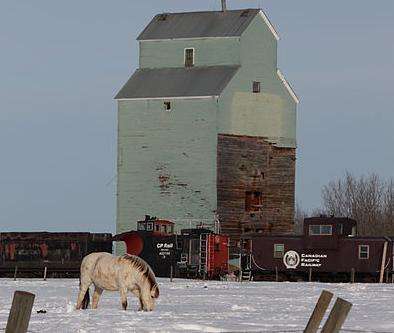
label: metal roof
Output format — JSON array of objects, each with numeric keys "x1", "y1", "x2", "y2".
[
  {"x1": 137, "y1": 9, "x2": 260, "y2": 41},
  {"x1": 115, "y1": 66, "x2": 239, "y2": 99}
]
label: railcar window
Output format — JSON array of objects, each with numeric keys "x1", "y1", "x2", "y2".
[
  {"x1": 274, "y1": 244, "x2": 284, "y2": 258},
  {"x1": 147, "y1": 223, "x2": 153, "y2": 231},
  {"x1": 359, "y1": 245, "x2": 369, "y2": 259},
  {"x1": 320, "y1": 225, "x2": 332, "y2": 235},
  {"x1": 137, "y1": 223, "x2": 145, "y2": 231},
  {"x1": 309, "y1": 225, "x2": 332, "y2": 235}
]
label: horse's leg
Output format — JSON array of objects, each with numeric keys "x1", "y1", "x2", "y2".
[
  {"x1": 76, "y1": 280, "x2": 91, "y2": 310},
  {"x1": 120, "y1": 287, "x2": 128, "y2": 310},
  {"x1": 131, "y1": 289, "x2": 144, "y2": 311},
  {"x1": 91, "y1": 286, "x2": 103, "y2": 309}
]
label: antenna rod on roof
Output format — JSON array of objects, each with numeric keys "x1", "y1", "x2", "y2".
[{"x1": 221, "y1": 0, "x2": 227, "y2": 11}]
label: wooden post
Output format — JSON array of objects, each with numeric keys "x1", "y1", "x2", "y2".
[
  {"x1": 275, "y1": 266, "x2": 278, "y2": 282},
  {"x1": 321, "y1": 298, "x2": 353, "y2": 333},
  {"x1": 170, "y1": 265, "x2": 173, "y2": 282},
  {"x1": 43, "y1": 266, "x2": 48, "y2": 281},
  {"x1": 350, "y1": 268, "x2": 355, "y2": 283},
  {"x1": 308, "y1": 268, "x2": 312, "y2": 282},
  {"x1": 379, "y1": 242, "x2": 388, "y2": 283},
  {"x1": 13, "y1": 266, "x2": 18, "y2": 281},
  {"x1": 385, "y1": 269, "x2": 389, "y2": 283},
  {"x1": 6, "y1": 291, "x2": 35, "y2": 333},
  {"x1": 304, "y1": 290, "x2": 334, "y2": 333}
]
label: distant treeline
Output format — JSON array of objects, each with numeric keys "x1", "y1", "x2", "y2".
[{"x1": 296, "y1": 172, "x2": 394, "y2": 236}]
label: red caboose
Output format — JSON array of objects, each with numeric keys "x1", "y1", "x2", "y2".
[{"x1": 114, "y1": 216, "x2": 229, "y2": 280}]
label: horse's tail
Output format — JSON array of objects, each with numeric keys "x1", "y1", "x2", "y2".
[{"x1": 79, "y1": 277, "x2": 90, "y2": 310}]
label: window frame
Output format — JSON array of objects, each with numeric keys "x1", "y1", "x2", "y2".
[
  {"x1": 184, "y1": 48, "x2": 195, "y2": 67},
  {"x1": 146, "y1": 222, "x2": 153, "y2": 231},
  {"x1": 309, "y1": 225, "x2": 333, "y2": 236},
  {"x1": 252, "y1": 81, "x2": 261, "y2": 93},
  {"x1": 163, "y1": 101, "x2": 172, "y2": 112},
  {"x1": 358, "y1": 245, "x2": 369, "y2": 260},
  {"x1": 273, "y1": 243, "x2": 284, "y2": 258},
  {"x1": 245, "y1": 191, "x2": 263, "y2": 212}
]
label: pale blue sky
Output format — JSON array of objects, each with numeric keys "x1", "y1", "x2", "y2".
[{"x1": 1, "y1": 1, "x2": 393, "y2": 232}]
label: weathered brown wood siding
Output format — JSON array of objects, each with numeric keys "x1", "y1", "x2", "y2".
[{"x1": 217, "y1": 134, "x2": 295, "y2": 245}]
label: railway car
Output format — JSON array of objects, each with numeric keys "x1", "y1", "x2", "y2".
[
  {"x1": 0, "y1": 232, "x2": 112, "y2": 278},
  {"x1": 240, "y1": 216, "x2": 393, "y2": 282},
  {"x1": 114, "y1": 215, "x2": 229, "y2": 279}
]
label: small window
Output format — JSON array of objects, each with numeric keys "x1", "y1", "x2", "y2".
[
  {"x1": 274, "y1": 244, "x2": 284, "y2": 258},
  {"x1": 309, "y1": 225, "x2": 332, "y2": 236},
  {"x1": 184, "y1": 48, "x2": 194, "y2": 67},
  {"x1": 253, "y1": 81, "x2": 261, "y2": 93},
  {"x1": 245, "y1": 191, "x2": 262, "y2": 212},
  {"x1": 146, "y1": 223, "x2": 153, "y2": 231},
  {"x1": 359, "y1": 245, "x2": 369, "y2": 259},
  {"x1": 155, "y1": 224, "x2": 160, "y2": 232},
  {"x1": 137, "y1": 222, "x2": 145, "y2": 231},
  {"x1": 164, "y1": 101, "x2": 171, "y2": 112},
  {"x1": 320, "y1": 225, "x2": 332, "y2": 235}
]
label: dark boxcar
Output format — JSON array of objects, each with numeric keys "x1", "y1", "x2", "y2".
[
  {"x1": 0, "y1": 232, "x2": 112, "y2": 278},
  {"x1": 241, "y1": 217, "x2": 393, "y2": 282}
]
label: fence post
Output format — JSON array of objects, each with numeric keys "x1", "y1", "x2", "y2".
[
  {"x1": 304, "y1": 290, "x2": 333, "y2": 333},
  {"x1": 43, "y1": 266, "x2": 48, "y2": 281},
  {"x1": 13, "y1": 266, "x2": 18, "y2": 281},
  {"x1": 379, "y1": 241, "x2": 388, "y2": 283},
  {"x1": 350, "y1": 268, "x2": 355, "y2": 283},
  {"x1": 321, "y1": 298, "x2": 352, "y2": 333},
  {"x1": 6, "y1": 291, "x2": 35, "y2": 333}
]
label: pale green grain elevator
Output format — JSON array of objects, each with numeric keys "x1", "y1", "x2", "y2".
[{"x1": 115, "y1": 7, "x2": 298, "y2": 251}]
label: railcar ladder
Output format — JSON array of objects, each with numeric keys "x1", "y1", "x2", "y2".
[
  {"x1": 240, "y1": 270, "x2": 252, "y2": 282},
  {"x1": 199, "y1": 234, "x2": 208, "y2": 277},
  {"x1": 207, "y1": 235, "x2": 215, "y2": 274}
]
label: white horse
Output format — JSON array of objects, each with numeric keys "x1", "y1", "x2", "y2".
[{"x1": 76, "y1": 252, "x2": 159, "y2": 311}]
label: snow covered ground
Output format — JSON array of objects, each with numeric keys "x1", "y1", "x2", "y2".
[{"x1": 0, "y1": 279, "x2": 393, "y2": 333}]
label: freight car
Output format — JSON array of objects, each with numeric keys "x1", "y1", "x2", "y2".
[
  {"x1": 240, "y1": 216, "x2": 393, "y2": 282},
  {"x1": 0, "y1": 232, "x2": 112, "y2": 278},
  {"x1": 113, "y1": 215, "x2": 229, "y2": 279}
]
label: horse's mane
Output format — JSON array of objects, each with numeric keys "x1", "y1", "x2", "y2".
[{"x1": 122, "y1": 254, "x2": 159, "y2": 298}]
